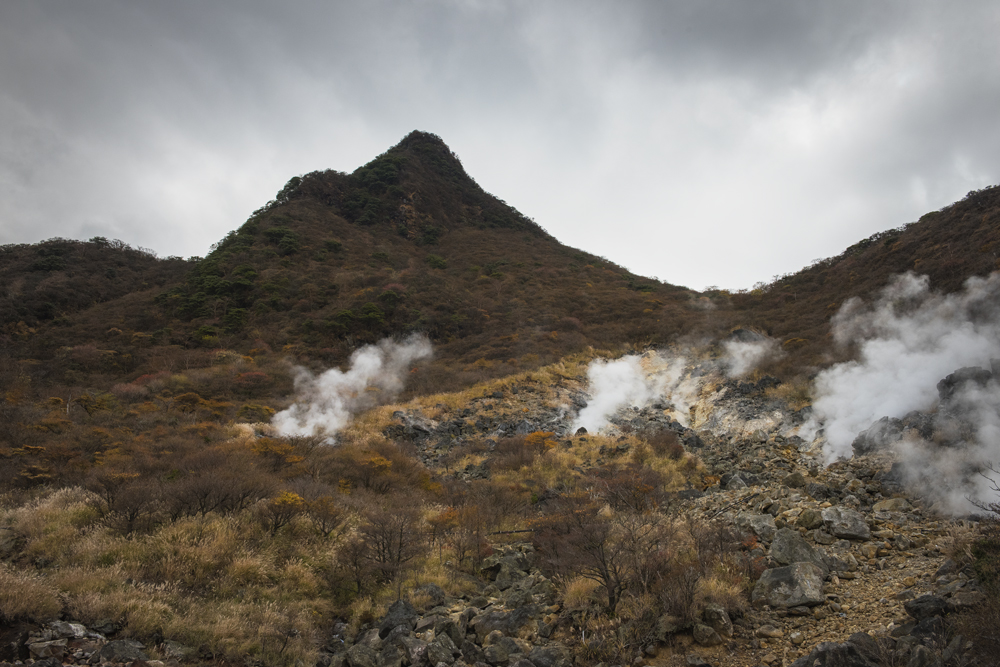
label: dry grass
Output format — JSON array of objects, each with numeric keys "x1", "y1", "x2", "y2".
[
  {"x1": 763, "y1": 376, "x2": 813, "y2": 411},
  {"x1": 0, "y1": 563, "x2": 62, "y2": 622},
  {"x1": 561, "y1": 576, "x2": 601, "y2": 611},
  {"x1": 2, "y1": 488, "x2": 348, "y2": 666}
]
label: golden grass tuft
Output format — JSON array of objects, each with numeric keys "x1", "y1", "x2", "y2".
[
  {"x1": 0, "y1": 563, "x2": 62, "y2": 622},
  {"x1": 561, "y1": 576, "x2": 601, "y2": 611}
]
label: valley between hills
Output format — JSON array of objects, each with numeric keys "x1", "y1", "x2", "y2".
[{"x1": 1, "y1": 132, "x2": 1000, "y2": 667}]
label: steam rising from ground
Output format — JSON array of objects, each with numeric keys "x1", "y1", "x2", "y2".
[
  {"x1": 273, "y1": 335, "x2": 432, "y2": 441},
  {"x1": 574, "y1": 333, "x2": 783, "y2": 433},
  {"x1": 722, "y1": 337, "x2": 781, "y2": 378},
  {"x1": 573, "y1": 352, "x2": 692, "y2": 432},
  {"x1": 807, "y1": 272, "x2": 1000, "y2": 512}
]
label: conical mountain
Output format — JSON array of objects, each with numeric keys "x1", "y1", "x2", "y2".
[
  {"x1": 5, "y1": 132, "x2": 1000, "y2": 393},
  {"x1": 5, "y1": 131, "x2": 699, "y2": 393}
]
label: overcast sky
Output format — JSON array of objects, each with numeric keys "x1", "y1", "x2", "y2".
[{"x1": 2, "y1": 1, "x2": 999, "y2": 291}]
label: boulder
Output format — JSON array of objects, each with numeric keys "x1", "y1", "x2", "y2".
[
  {"x1": 735, "y1": 512, "x2": 777, "y2": 542},
  {"x1": 795, "y1": 508, "x2": 824, "y2": 530},
  {"x1": 28, "y1": 639, "x2": 67, "y2": 660},
  {"x1": 461, "y1": 640, "x2": 486, "y2": 663},
  {"x1": 471, "y1": 610, "x2": 510, "y2": 642},
  {"x1": 379, "y1": 599, "x2": 418, "y2": 639},
  {"x1": 852, "y1": 417, "x2": 904, "y2": 456},
  {"x1": 904, "y1": 595, "x2": 947, "y2": 620},
  {"x1": 528, "y1": 645, "x2": 569, "y2": 667},
  {"x1": 821, "y1": 506, "x2": 871, "y2": 540},
  {"x1": 783, "y1": 472, "x2": 807, "y2": 488},
  {"x1": 426, "y1": 641, "x2": 455, "y2": 665},
  {"x1": 48, "y1": 622, "x2": 86, "y2": 639},
  {"x1": 907, "y1": 644, "x2": 943, "y2": 667},
  {"x1": 483, "y1": 642, "x2": 508, "y2": 665},
  {"x1": 88, "y1": 639, "x2": 148, "y2": 665},
  {"x1": 937, "y1": 367, "x2": 992, "y2": 402},
  {"x1": 692, "y1": 623, "x2": 723, "y2": 647},
  {"x1": 378, "y1": 643, "x2": 404, "y2": 667},
  {"x1": 806, "y1": 482, "x2": 834, "y2": 500},
  {"x1": 394, "y1": 635, "x2": 428, "y2": 665},
  {"x1": 345, "y1": 644, "x2": 378, "y2": 667},
  {"x1": 770, "y1": 527, "x2": 830, "y2": 574},
  {"x1": 30, "y1": 658, "x2": 63, "y2": 667},
  {"x1": 788, "y1": 641, "x2": 879, "y2": 667},
  {"x1": 702, "y1": 604, "x2": 733, "y2": 639},
  {"x1": 751, "y1": 563, "x2": 825, "y2": 608}
]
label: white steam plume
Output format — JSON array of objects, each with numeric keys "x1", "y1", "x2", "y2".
[
  {"x1": 273, "y1": 335, "x2": 433, "y2": 441},
  {"x1": 722, "y1": 337, "x2": 781, "y2": 378},
  {"x1": 807, "y1": 272, "x2": 1000, "y2": 511},
  {"x1": 573, "y1": 352, "x2": 690, "y2": 432}
]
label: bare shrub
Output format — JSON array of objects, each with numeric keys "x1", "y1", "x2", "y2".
[{"x1": 646, "y1": 430, "x2": 684, "y2": 459}]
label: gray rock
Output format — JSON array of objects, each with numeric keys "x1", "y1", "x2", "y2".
[
  {"x1": 796, "y1": 508, "x2": 824, "y2": 530},
  {"x1": 907, "y1": 645, "x2": 943, "y2": 667},
  {"x1": 483, "y1": 642, "x2": 509, "y2": 665},
  {"x1": 788, "y1": 641, "x2": 879, "y2": 667},
  {"x1": 702, "y1": 604, "x2": 732, "y2": 639},
  {"x1": 435, "y1": 632, "x2": 461, "y2": 657},
  {"x1": 436, "y1": 617, "x2": 465, "y2": 646},
  {"x1": 821, "y1": 506, "x2": 871, "y2": 540},
  {"x1": 947, "y1": 590, "x2": 987, "y2": 612},
  {"x1": 29, "y1": 658, "x2": 63, "y2": 667},
  {"x1": 735, "y1": 512, "x2": 777, "y2": 542},
  {"x1": 852, "y1": 416, "x2": 904, "y2": 456},
  {"x1": 89, "y1": 619, "x2": 121, "y2": 635},
  {"x1": 528, "y1": 645, "x2": 569, "y2": 667},
  {"x1": 88, "y1": 639, "x2": 148, "y2": 665},
  {"x1": 498, "y1": 636, "x2": 527, "y2": 655},
  {"x1": 806, "y1": 482, "x2": 834, "y2": 500},
  {"x1": 933, "y1": 559, "x2": 958, "y2": 578},
  {"x1": 783, "y1": 472, "x2": 807, "y2": 488},
  {"x1": 394, "y1": 636, "x2": 429, "y2": 665},
  {"x1": 845, "y1": 632, "x2": 883, "y2": 664},
  {"x1": 378, "y1": 643, "x2": 404, "y2": 667},
  {"x1": 47, "y1": 621, "x2": 86, "y2": 639},
  {"x1": 813, "y1": 529, "x2": 836, "y2": 545},
  {"x1": 471, "y1": 610, "x2": 509, "y2": 642},
  {"x1": 346, "y1": 643, "x2": 379, "y2": 667},
  {"x1": 770, "y1": 527, "x2": 830, "y2": 574},
  {"x1": 461, "y1": 640, "x2": 486, "y2": 663},
  {"x1": 751, "y1": 563, "x2": 825, "y2": 608},
  {"x1": 427, "y1": 641, "x2": 456, "y2": 665},
  {"x1": 379, "y1": 599, "x2": 418, "y2": 638},
  {"x1": 495, "y1": 562, "x2": 521, "y2": 591},
  {"x1": 937, "y1": 367, "x2": 992, "y2": 402},
  {"x1": 28, "y1": 639, "x2": 67, "y2": 660},
  {"x1": 692, "y1": 623, "x2": 723, "y2": 646},
  {"x1": 529, "y1": 578, "x2": 558, "y2": 605},
  {"x1": 904, "y1": 595, "x2": 947, "y2": 620}
]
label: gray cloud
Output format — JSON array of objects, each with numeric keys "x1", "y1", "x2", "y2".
[{"x1": 1, "y1": 1, "x2": 999, "y2": 289}]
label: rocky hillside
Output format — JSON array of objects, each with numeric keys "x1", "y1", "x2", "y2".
[
  {"x1": 3, "y1": 133, "x2": 1000, "y2": 667},
  {"x1": 2, "y1": 343, "x2": 994, "y2": 667}
]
